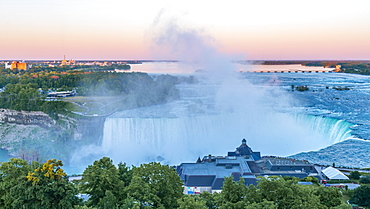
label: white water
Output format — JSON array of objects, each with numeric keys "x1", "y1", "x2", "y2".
[
  {"x1": 101, "y1": 111, "x2": 353, "y2": 166},
  {"x1": 68, "y1": 63, "x2": 357, "y2": 172},
  {"x1": 99, "y1": 64, "x2": 354, "y2": 166}
]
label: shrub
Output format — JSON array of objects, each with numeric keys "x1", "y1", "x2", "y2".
[
  {"x1": 359, "y1": 176, "x2": 370, "y2": 184},
  {"x1": 349, "y1": 171, "x2": 361, "y2": 180}
]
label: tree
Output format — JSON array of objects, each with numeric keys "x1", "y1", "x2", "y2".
[
  {"x1": 314, "y1": 186, "x2": 342, "y2": 208},
  {"x1": 0, "y1": 158, "x2": 81, "y2": 208},
  {"x1": 359, "y1": 176, "x2": 370, "y2": 184},
  {"x1": 0, "y1": 83, "x2": 42, "y2": 111},
  {"x1": 244, "y1": 184, "x2": 263, "y2": 204},
  {"x1": 258, "y1": 176, "x2": 296, "y2": 207},
  {"x1": 127, "y1": 162, "x2": 183, "y2": 209},
  {"x1": 350, "y1": 185, "x2": 370, "y2": 207},
  {"x1": 120, "y1": 196, "x2": 141, "y2": 209},
  {"x1": 24, "y1": 159, "x2": 80, "y2": 208},
  {"x1": 126, "y1": 175, "x2": 160, "y2": 207},
  {"x1": 73, "y1": 206, "x2": 98, "y2": 209},
  {"x1": 96, "y1": 190, "x2": 119, "y2": 209},
  {"x1": 257, "y1": 176, "x2": 323, "y2": 209},
  {"x1": 80, "y1": 157, "x2": 125, "y2": 208},
  {"x1": 217, "y1": 176, "x2": 248, "y2": 209},
  {"x1": 0, "y1": 158, "x2": 32, "y2": 207},
  {"x1": 199, "y1": 191, "x2": 218, "y2": 209},
  {"x1": 302, "y1": 176, "x2": 319, "y2": 184},
  {"x1": 244, "y1": 200, "x2": 277, "y2": 209},
  {"x1": 178, "y1": 195, "x2": 207, "y2": 209},
  {"x1": 349, "y1": 171, "x2": 361, "y2": 180},
  {"x1": 331, "y1": 203, "x2": 352, "y2": 209},
  {"x1": 118, "y1": 162, "x2": 133, "y2": 187}
]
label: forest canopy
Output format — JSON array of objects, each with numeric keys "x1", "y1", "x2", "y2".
[
  {"x1": 0, "y1": 157, "x2": 358, "y2": 209},
  {"x1": 0, "y1": 65, "x2": 183, "y2": 116}
]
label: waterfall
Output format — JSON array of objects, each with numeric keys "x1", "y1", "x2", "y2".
[
  {"x1": 292, "y1": 114, "x2": 353, "y2": 144},
  {"x1": 101, "y1": 111, "x2": 354, "y2": 166},
  {"x1": 92, "y1": 71, "x2": 356, "y2": 167}
]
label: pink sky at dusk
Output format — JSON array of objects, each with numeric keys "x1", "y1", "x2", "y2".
[{"x1": 1, "y1": 0, "x2": 370, "y2": 60}]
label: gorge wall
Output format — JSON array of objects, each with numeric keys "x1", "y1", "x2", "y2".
[
  {"x1": 0, "y1": 109, "x2": 105, "y2": 162},
  {"x1": 0, "y1": 109, "x2": 55, "y2": 128}
]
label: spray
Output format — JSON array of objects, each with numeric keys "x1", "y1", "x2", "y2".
[{"x1": 69, "y1": 10, "x2": 353, "y2": 171}]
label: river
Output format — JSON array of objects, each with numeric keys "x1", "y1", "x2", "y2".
[
  {"x1": 2, "y1": 62, "x2": 370, "y2": 173},
  {"x1": 70, "y1": 62, "x2": 370, "y2": 172}
]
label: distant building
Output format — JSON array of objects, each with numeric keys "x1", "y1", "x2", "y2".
[
  {"x1": 60, "y1": 55, "x2": 75, "y2": 66},
  {"x1": 176, "y1": 139, "x2": 320, "y2": 194},
  {"x1": 4, "y1": 62, "x2": 11, "y2": 69},
  {"x1": 334, "y1": 65, "x2": 341, "y2": 72},
  {"x1": 10, "y1": 61, "x2": 29, "y2": 70},
  {"x1": 321, "y1": 167, "x2": 349, "y2": 180},
  {"x1": 47, "y1": 91, "x2": 76, "y2": 98}
]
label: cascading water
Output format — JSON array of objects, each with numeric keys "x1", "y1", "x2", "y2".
[
  {"x1": 68, "y1": 68, "x2": 370, "y2": 173},
  {"x1": 67, "y1": 60, "x2": 370, "y2": 171},
  {"x1": 98, "y1": 71, "x2": 355, "y2": 166},
  {"x1": 292, "y1": 114, "x2": 354, "y2": 144},
  {"x1": 101, "y1": 110, "x2": 354, "y2": 166}
]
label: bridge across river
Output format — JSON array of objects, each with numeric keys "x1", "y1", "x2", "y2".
[{"x1": 249, "y1": 69, "x2": 335, "y2": 73}]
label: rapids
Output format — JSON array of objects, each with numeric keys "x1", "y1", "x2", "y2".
[
  {"x1": 100, "y1": 72, "x2": 355, "y2": 166},
  {"x1": 70, "y1": 63, "x2": 370, "y2": 171}
]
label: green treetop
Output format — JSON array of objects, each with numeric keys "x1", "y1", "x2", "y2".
[{"x1": 127, "y1": 162, "x2": 184, "y2": 209}]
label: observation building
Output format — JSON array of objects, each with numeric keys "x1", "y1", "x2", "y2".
[{"x1": 176, "y1": 139, "x2": 320, "y2": 194}]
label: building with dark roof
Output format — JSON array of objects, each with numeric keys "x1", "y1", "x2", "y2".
[{"x1": 176, "y1": 139, "x2": 320, "y2": 194}]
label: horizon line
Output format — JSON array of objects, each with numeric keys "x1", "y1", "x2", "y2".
[{"x1": 1, "y1": 59, "x2": 370, "y2": 62}]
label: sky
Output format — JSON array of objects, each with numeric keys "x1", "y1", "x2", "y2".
[{"x1": 1, "y1": 0, "x2": 370, "y2": 60}]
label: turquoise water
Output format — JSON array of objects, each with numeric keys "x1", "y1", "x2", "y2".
[{"x1": 0, "y1": 149, "x2": 11, "y2": 163}]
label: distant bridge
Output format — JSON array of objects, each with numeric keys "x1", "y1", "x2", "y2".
[{"x1": 247, "y1": 69, "x2": 335, "y2": 73}]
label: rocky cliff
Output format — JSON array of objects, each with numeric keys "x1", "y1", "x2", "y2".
[
  {"x1": 0, "y1": 109, "x2": 55, "y2": 128},
  {"x1": 0, "y1": 109, "x2": 105, "y2": 162}
]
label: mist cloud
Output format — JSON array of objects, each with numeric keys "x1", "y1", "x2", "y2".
[
  {"x1": 150, "y1": 10, "x2": 238, "y2": 77},
  {"x1": 68, "y1": 10, "x2": 333, "y2": 172}
]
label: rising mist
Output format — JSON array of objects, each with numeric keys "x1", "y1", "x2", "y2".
[{"x1": 68, "y1": 12, "x2": 354, "y2": 173}]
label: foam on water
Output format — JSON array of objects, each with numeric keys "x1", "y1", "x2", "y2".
[
  {"x1": 101, "y1": 110, "x2": 353, "y2": 166},
  {"x1": 90, "y1": 70, "x2": 356, "y2": 166},
  {"x1": 70, "y1": 63, "x2": 370, "y2": 172}
]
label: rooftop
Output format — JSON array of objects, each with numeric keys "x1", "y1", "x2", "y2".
[
  {"x1": 177, "y1": 139, "x2": 320, "y2": 191},
  {"x1": 180, "y1": 162, "x2": 241, "y2": 177},
  {"x1": 322, "y1": 167, "x2": 349, "y2": 180}
]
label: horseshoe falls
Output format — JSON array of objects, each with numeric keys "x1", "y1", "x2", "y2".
[
  {"x1": 292, "y1": 114, "x2": 353, "y2": 145},
  {"x1": 70, "y1": 64, "x2": 370, "y2": 170},
  {"x1": 101, "y1": 109, "x2": 353, "y2": 166}
]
